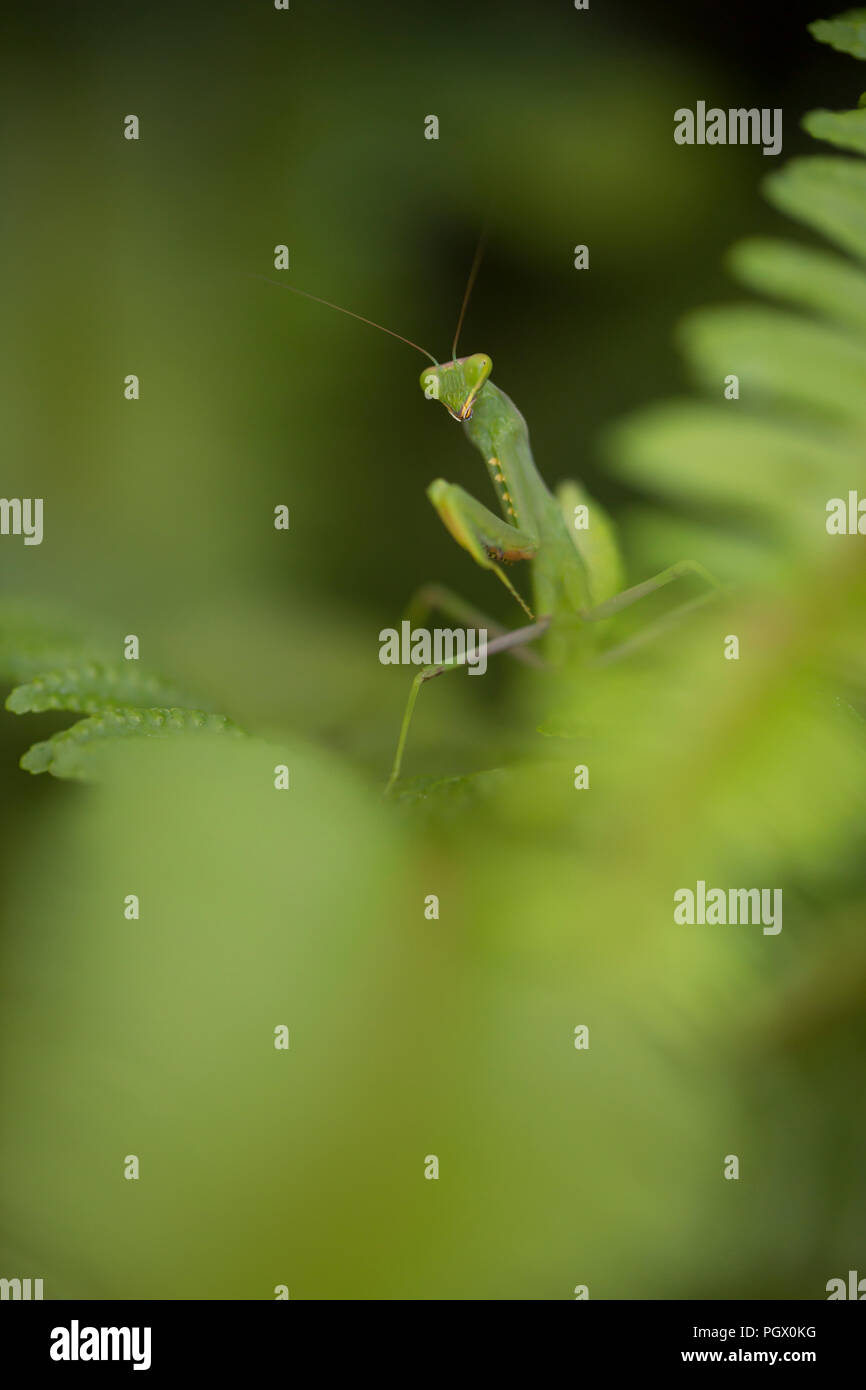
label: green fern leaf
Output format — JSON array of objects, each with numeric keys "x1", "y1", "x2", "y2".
[
  {"x1": 809, "y1": 9, "x2": 866, "y2": 59},
  {"x1": 727, "y1": 238, "x2": 866, "y2": 329},
  {"x1": 607, "y1": 21, "x2": 866, "y2": 579},
  {"x1": 20, "y1": 707, "x2": 242, "y2": 780},
  {"x1": 389, "y1": 769, "x2": 507, "y2": 810},
  {"x1": 6, "y1": 663, "x2": 193, "y2": 715},
  {"x1": 679, "y1": 303, "x2": 866, "y2": 427},
  {"x1": 803, "y1": 105, "x2": 866, "y2": 153},
  {"x1": 611, "y1": 404, "x2": 856, "y2": 524},
  {"x1": 763, "y1": 156, "x2": 866, "y2": 261},
  {"x1": 1, "y1": 601, "x2": 232, "y2": 779},
  {"x1": 0, "y1": 600, "x2": 112, "y2": 682}
]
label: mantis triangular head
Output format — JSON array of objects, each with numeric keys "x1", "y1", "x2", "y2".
[{"x1": 420, "y1": 354, "x2": 493, "y2": 421}]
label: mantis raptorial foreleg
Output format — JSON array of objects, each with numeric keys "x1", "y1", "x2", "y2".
[{"x1": 426, "y1": 479, "x2": 538, "y2": 619}]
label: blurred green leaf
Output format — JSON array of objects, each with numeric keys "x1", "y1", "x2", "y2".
[
  {"x1": 764, "y1": 156, "x2": 866, "y2": 261},
  {"x1": 6, "y1": 663, "x2": 192, "y2": 715},
  {"x1": 810, "y1": 8, "x2": 866, "y2": 59},
  {"x1": 20, "y1": 707, "x2": 241, "y2": 779},
  {"x1": 803, "y1": 104, "x2": 866, "y2": 152},
  {"x1": 727, "y1": 237, "x2": 866, "y2": 329}
]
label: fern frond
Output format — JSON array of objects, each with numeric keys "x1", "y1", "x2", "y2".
[
  {"x1": 0, "y1": 601, "x2": 235, "y2": 779},
  {"x1": 764, "y1": 156, "x2": 866, "y2": 259},
  {"x1": 803, "y1": 105, "x2": 866, "y2": 152},
  {"x1": 679, "y1": 304, "x2": 866, "y2": 426},
  {"x1": 0, "y1": 600, "x2": 112, "y2": 682},
  {"x1": 20, "y1": 707, "x2": 241, "y2": 780},
  {"x1": 809, "y1": 9, "x2": 866, "y2": 59},
  {"x1": 727, "y1": 238, "x2": 866, "y2": 329},
  {"x1": 612, "y1": 405, "x2": 857, "y2": 518},
  {"x1": 6, "y1": 664, "x2": 192, "y2": 715},
  {"x1": 607, "y1": 14, "x2": 866, "y2": 578}
]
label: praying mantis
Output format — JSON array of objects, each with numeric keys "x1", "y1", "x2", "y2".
[{"x1": 256, "y1": 258, "x2": 717, "y2": 794}]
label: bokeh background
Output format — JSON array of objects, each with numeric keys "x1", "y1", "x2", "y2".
[{"x1": 1, "y1": 0, "x2": 864, "y2": 1298}]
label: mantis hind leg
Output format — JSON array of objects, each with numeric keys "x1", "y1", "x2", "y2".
[
  {"x1": 581, "y1": 559, "x2": 721, "y2": 622},
  {"x1": 555, "y1": 481, "x2": 720, "y2": 620},
  {"x1": 594, "y1": 589, "x2": 719, "y2": 665},
  {"x1": 578, "y1": 559, "x2": 722, "y2": 666}
]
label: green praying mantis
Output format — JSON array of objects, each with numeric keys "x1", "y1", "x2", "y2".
[{"x1": 257, "y1": 257, "x2": 718, "y2": 794}]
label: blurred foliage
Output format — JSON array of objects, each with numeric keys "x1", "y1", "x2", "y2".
[
  {"x1": 1, "y1": 3, "x2": 865, "y2": 1300},
  {"x1": 0, "y1": 598, "x2": 236, "y2": 778}
]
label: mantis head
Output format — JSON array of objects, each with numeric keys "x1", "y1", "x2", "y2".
[{"x1": 420, "y1": 353, "x2": 492, "y2": 421}]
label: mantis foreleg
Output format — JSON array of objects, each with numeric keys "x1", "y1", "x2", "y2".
[{"x1": 426, "y1": 479, "x2": 538, "y2": 619}]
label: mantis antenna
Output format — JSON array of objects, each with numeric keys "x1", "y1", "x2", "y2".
[
  {"x1": 248, "y1": 274, "x2": 439, "y2": 364},
  {"x1": 451, "y1": 228, "x2": 488, "y2": 361}
]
